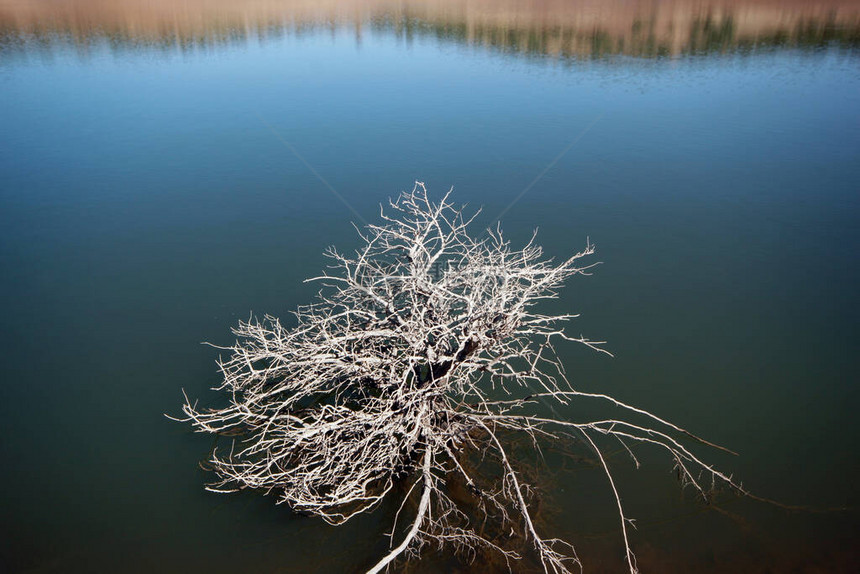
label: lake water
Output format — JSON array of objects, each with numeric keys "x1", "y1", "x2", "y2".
[{"x1": 1, "y1": 1, "x2": 859, "y2": 572}]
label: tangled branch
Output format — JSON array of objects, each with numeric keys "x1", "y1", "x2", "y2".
[{"x1": 173, "y1": 183, "x2": 748, "y2": 573}]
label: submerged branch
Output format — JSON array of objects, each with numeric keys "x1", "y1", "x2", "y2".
[{"x1": 173, "y1": 182, "x2": 752, "y2": 573}]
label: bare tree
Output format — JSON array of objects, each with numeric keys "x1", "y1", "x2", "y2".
[{"x1": 174, "y1": 183, "x2": 747, "y2": 573}]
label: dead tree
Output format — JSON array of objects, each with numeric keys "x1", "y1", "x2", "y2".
[{"x1": 174, "y1": 183, "x2": 747, "y2": 573}]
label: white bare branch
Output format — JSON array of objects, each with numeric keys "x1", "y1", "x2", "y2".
[{"x1": 173, "y1": 182, "x2": 747, "y2": 573}]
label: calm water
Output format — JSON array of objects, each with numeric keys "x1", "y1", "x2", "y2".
[{"x1": 1, "y1": 1, "x2": 859, "y2": 572}]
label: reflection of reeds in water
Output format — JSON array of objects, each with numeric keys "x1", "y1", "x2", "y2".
[{"x1": 1, "y1": 0, "x2": 859, "y2": 58}]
